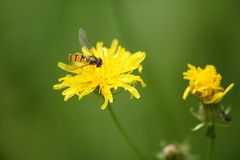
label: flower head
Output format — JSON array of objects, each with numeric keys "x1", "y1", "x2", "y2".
[
  {"x1": 53, "y1": 39, "x2": 146, "y2": 110},
  {"x1": 183, "y1": 64, "x2": 234, "y2": 104},
  {"x1": 156, "y1": 141, "x2": 197, "y2": 160}
]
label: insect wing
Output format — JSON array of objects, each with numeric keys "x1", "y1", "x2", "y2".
[{"x1": 79, "y1": 28, "x2": 92, "y2": 51}]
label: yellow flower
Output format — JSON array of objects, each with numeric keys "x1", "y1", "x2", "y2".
[
  {"x1": 53, "y1": 39, "x2": 146, "y2": 110},
  {"x1": 183, "y1": 64, "x2": 234, "y2": 104}
]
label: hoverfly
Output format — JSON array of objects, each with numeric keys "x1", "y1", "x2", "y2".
[{"x1": 68, "y1": 28, "x2": 102, "y2": 67}]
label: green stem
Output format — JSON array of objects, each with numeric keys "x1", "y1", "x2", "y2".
[
  {"x1": 205, "y1": 138, "x2": 214, "y2": 160},
  {"x1": 108, "y1": 105, "x2": 147, "y2": 160},
  {"x1": 205, "y1": 125, "x2": 215, "y2": 160}
]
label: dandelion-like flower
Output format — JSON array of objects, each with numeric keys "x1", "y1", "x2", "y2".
[
  {"x1": 53, "y1": 39, "x2": 146, "y2": 110},
  {"x1": 182, "y1": 64, "x2": 234, "y2": 132},
  {"x1": 156, "y1": 141, "x2": 197, "y2": 160},
  {"x1": 183, "y1": 64, "x2": 234, "y2": 104}
]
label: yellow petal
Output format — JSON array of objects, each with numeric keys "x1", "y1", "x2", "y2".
[
  {"x1": 58, "y1": 62, "x2": 84, "y2": 73},
  {"x1": 58, "y1": 62, "x2": 74, "y2": 71},
  {"x1": 108, "y1": 39, "x2": 118, "y2": 57},
  {"x1": 223, "y1": 83, "x2": 234, "y2": 95},
  {"x1": 125, "y1": 85, "x2": 140, "y2": 99},
  {"x1": 53, "y1": 83, "x2": 66, "y2": 90},
  {"x1": 101, "y1": 86, "x2": 113, "y2": 110},
  {"x1": 137, "y1": 64, "x2": 143, "y2": 73},
  {"x1": 205, "y1": 83, "x2": 234, "y2": 104},
  {"x1": 118, "y1": 74, "x2": 146, "y2": 86},
  {"x1": 101, "y1": 96, "x2": 109, "y2": 110},
  {"x1": 62, "y1": 87, "x2": 78, "y2": 101},
  {"x1": 120, "y1": 52, "x2": 146, "y2": 73},
  {"x1": 78, "y1": 85, "x2": 97, "y2": 99},
  {"x1": 183, "y1": 86, "x2": 191, "y2": 100}
]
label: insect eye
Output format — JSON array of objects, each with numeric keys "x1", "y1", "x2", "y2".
[{"x1": 96, "y1": 58, "x2": 102, "y2": 67}]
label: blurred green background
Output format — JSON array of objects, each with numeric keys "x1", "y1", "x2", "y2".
[{"x1": 1, "y1": 0, "x2": 240, "y2": 159}]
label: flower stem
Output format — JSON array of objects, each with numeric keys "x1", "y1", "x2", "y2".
[
  {"x1": 108, "y1": 105, "x2": 147, "y2": 160},
  {"x1": 205, "y1": 125, "x2": 215, "y2": 160}
]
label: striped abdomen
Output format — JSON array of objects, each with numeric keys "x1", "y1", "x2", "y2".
[
  {"x1": 68, "y1": 53, "x2": 84, "y2": 62},
  {"x1": 68, "y1": 53, "x2": 102, "y2": 67}
]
